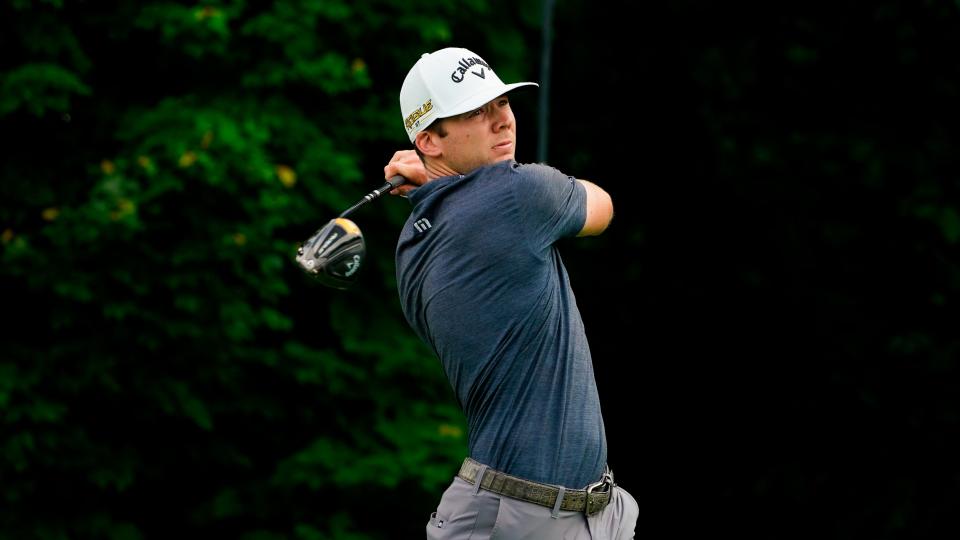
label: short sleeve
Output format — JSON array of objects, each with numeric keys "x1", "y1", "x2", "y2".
[{"x1": 511, "y1": 163, "x2": 587, "y2": 250}]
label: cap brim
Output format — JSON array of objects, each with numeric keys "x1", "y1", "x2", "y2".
[{"x1": 439, "y1": 82, "x2": 539, "y2": 119}]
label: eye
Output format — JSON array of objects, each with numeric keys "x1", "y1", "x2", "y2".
[{"x1": 468, "y1": 108, "x2": 483, "y2": 118}]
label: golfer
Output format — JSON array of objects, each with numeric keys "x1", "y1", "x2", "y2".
[{"x1": 384, "y1": 47, "x2": 638, "y2": 539}]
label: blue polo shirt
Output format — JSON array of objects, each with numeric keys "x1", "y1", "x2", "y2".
[{"x1": 395, "y1": 160, "x2": 607, "y2": 488}]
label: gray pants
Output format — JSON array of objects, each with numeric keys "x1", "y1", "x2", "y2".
[{"x1": 426, "y1": 477, "x2": 639, "y2": 540}]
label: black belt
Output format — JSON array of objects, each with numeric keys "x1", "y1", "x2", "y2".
[{"x1": 457, "y1": 458, "x2": 615, "y2": 516}]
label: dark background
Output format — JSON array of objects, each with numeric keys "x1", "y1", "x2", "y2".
[
  {"x1": 2, "y1": 0, "x2": 958, "y2": 538},
  {"x1": 550, "y1": 2, "x2": 960, "y2": 537}
]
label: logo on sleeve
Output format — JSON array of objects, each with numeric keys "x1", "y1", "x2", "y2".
[{"x1": 413, "y1": 218, "x2": 432, "y2": 233}]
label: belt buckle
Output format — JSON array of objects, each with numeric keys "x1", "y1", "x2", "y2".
[{"x1": 583, "y1": 471, "x2": 614, "y2": 516}]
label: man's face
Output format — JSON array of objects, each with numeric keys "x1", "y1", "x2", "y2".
[{"x1": 436, "y1": 94, "x2": 516, "y2": 174}]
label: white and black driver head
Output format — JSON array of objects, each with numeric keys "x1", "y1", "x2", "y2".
[{"x1": 296, "y1": 218, "x2": 365, "y2": 289}]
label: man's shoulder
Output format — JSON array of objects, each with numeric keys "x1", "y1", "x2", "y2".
[
  {"x1": 464, "y1": 160, "x2": 569, "y2": 181},
  {"x1": 509, "y1": 161, "x2": 571, "y2": 181}
]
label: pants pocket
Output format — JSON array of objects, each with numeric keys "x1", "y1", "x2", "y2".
[
  {"x1": 427, "y1": 512, "x2": 447, "y2": 534},
  {"x1": 426, "y1": 480, "x2": 502, "y2": 539}
]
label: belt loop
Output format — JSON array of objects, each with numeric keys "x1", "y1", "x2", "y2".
[
  {"x1": 550, "y1": 486, "x2": 566, "y2": 518},
  {"x1": 472, "y1": 464, "x2": 488, "y2": 496}
]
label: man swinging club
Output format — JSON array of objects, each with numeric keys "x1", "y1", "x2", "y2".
[{"x1": 384, "y1": 47, "x2": 639, "y2": 539}]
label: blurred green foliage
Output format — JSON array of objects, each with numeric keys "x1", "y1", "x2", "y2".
[{"x1": 0, "y1": 1, "x2": 543, "y2": 538}]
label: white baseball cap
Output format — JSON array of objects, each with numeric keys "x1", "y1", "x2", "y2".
[{"x1": 400, "y1": 47, "x2": 539, "y2": 143}]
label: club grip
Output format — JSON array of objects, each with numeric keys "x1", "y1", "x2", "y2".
[{"x1": 337, "y1": 175, "x2": 410, "y2": 218}]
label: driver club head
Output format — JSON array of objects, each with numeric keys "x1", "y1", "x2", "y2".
[{"x1": 296, "y1": 218, "x2": 365, "y2": 289}]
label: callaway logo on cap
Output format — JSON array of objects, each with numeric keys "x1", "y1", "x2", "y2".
[{"x1": 400, "y1": 47, "x2": 539, "y2": 143}]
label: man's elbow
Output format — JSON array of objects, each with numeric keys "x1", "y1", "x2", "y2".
[
  {"x1": 578, "y1": 190, "x2": 614, "y2": 237},
  {"x1": 600, "y1": 193, "x2": 614, "y2": 233}
]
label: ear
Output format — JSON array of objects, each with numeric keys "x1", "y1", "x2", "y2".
[{"x1": 415, "y1": 130, "x2": 443, "y2": 158}]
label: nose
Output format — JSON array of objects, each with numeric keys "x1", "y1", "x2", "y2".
[{"x1": 492, "y1": 104, "x2": 512, "y2": 131}]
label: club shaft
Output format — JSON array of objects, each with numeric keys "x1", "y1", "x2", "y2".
[{"x1": 339, "y1": 175, "x2": 406, "y2": 218}]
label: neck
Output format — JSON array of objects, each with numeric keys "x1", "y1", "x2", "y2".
[{"x1": 425, "y1": 160, "x2": 460, "y2": 180}]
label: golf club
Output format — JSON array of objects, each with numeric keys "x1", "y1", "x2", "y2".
[{"x1": 295, "y1": 175, "x2": 406, "y2": 289}]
